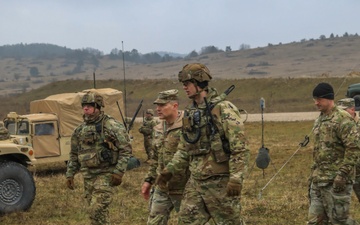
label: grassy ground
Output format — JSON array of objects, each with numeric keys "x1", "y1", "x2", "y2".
[
  {"x1": 1, "y1": 121, "x2": 360, "y2": 225},
  {"x1": 0, "y1": 76, "x2": 359, "y2": 120}
]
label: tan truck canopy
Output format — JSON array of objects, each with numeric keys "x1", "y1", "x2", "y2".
[{"x1": 30, "y1": 88, "x2": 124, "y2": 137}]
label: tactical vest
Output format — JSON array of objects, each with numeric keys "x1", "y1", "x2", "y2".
[
  {"x1": 77, "y1": 115, "x2": 119, "y2": 168},
  {"x1": 182, "y1": 96, "x2": 230, "y2": 163},
  {"x1": 139, "y1": 118, "x2": 156, "y2": 136}
]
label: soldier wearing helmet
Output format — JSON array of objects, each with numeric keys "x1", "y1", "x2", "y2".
[
  {"x1": 178, "y1": 63, "x2": 212, "y2": 98},
  {"x1": 139, "y1": 108, "x2": 158, "y2": 162},
  {"x1": 156, "y1": 63, "x2": 249, "y2": 224},
  {"x1": 66, "y1": 91, "x2": 133, "y2": 224}
]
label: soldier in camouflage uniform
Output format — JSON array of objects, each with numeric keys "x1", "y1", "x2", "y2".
[
  {"x1": 308, "y1": 83, "x2": 360, "y2": 225},
  {"x1": 141, "y1": 89, "x2": 190, "y2": 225},
  {"x1": 337, "y1": 97, "x2": 360, "y2": 203},
  {"x1": 0, "y1": 122, "x2": 10, "y2": 140},
  {"x1": 139, "y1": 109, "x2": 158, "y2": 162},
  {"x1": 156, "y1": 63, "x2": 250, "y2": 225},
  {"x1": 65, "y1": 91, "x2": 132, "y2": 225}
]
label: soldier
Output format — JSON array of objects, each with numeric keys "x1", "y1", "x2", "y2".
[
  {"x1": 141, "y1": 89, "x2": 189, "y2": 224},
  {"x1": 139, "y1": 109, "x2": 158, "y2": 162},
  {"x1": 156, "y1": 63, "x2": 249, "y2": 224},
  {"x1": 337, "y1": 98, "x2": 358, "y2": 122},
  {"x1": 308, "y1": 83, "x2": 360, "y2": 224},
  {"x1": 65, "y1": 91, "x2": 132, "y2": 225},
  {"x1": 0, "y1": 122, "x2": 10, "y2": 140},
  {"x1": 337, "y1": 97, "x2": 360, "y2": 202}
]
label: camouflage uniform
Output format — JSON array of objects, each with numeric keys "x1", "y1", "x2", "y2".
[
  {"x1": 143, "y1": 90, "x2": 190, "y2": 225},
  {"x1": 66, "y1": 92, "x2": 132, "y2": 225},
  {"x1": 308, "y1": 105, "x2": 360, "y2": 224},
  {"x1": 165, "y1": 86, "x2": 249, "y2": 225},
  {"x1": 0, "y1": 122, "x2": 10, "y2": 140},
  {"x1": 139, "y1": 109, "x2": 158, "y2": 161},
  {"x1": 338, "y1": 98, "x2": 360, "y2": 203},
  {"x1": 146, "y1": 111, "x2": 189, "y2": 225},
  {"x1": 353, "y1": 116, "x2": 360, "y2": 203}
]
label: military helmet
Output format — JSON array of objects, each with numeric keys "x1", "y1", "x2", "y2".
[
  {"x1": 178, "y1": 63, "x2": 212, "y2": 83},
  {"x1": 81, "y1": 92, "x2": 104, "y2": 108},
  {"x1": 146, "y1": 109, "x2": 154, "y2": 115}
]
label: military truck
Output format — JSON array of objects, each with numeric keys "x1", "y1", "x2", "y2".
[
  {"x1": 345, "y1": 83, "x2": 360, "y2": 110},
  {"x1": 3, "y1": 88, "x2": 126, "y2": 165},
  {"x1": 0, "y1": 125, "x2": 36, "y2": 214}
]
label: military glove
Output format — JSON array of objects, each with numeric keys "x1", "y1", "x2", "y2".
[
  {"x1": 66, "y1": 177, "x2": 74, "y2": 190},
  {"x1": 226, "y1": 179, "x2": 242, "y2": 197},
  {"x1": 333, "y1": 174, "x2": 347, "y2": 193},
  {"x1": 110, "y1": 173, "x2": 123, "y2": 186},
  {"x1": 155, "y1": 169, "x2": 172, "y2": 190}
]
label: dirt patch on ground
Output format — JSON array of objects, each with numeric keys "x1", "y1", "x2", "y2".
[
  {"x1": 134, "y1": 111, "x2": 320, "y2": 124},
  {"x1": 245, "y1": 111, "x2": 319, "y2": 122}
]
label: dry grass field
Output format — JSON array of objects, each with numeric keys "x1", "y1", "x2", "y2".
[
  {"x1": 0, "y1": 76, "x2": 359, "y2": 121},
  {"x1": 1, "y1": 121, "x2": 360, "y2": 225}
]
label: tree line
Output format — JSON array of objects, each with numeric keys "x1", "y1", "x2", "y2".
[{"x1": 0, "y1": 43, "x2": 232, "y2": 64}]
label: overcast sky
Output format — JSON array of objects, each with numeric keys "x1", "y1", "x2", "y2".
[{"x1": 1, "y1": 0, "x2": 359, "y2": 55}]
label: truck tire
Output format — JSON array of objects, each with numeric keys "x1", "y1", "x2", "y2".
[
  {"x1": 354, "y1": 95, "x2": 360, "y2": 111},
  {"x1": 0, "y1": 161, "x2": 36, "y2": 214}
]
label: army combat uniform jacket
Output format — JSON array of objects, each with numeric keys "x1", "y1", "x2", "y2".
[
  {"x1": 139, "y1": 117, "x2": 158, "y2": 139},
  {"x1": 311, "y1": 106, "x2": 360, "y2": 184},
  {"x1": 66, "y1": 113, "x2": 132, "y2": 178},
  {"x1": 165, "y1": 87, "x2": 250, "y2": 183},
  {"x1": 145, "y1": 111, "x2": 189, "y2": 194}
]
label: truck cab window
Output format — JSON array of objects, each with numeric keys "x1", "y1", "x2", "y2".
[{"x1": 35, "y1": 123, "x2": 54, "y2": 136}]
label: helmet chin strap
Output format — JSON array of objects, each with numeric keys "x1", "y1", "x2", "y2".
[{"x1": 189, "y1": 83, "x2": 208, "y2": 101}]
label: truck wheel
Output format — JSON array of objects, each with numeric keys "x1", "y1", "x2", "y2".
[
  {"x1": 0, "y1": 161, "x2": 36, "y2": 214},
  {"x1": 353, "y1": 95, "x2": 360, "y2": 111}
]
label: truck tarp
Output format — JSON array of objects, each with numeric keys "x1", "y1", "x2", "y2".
[{"x1": 30, "y1": 88, "x2": 124, "y2": 137}]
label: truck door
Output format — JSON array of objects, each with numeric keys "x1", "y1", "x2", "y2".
[{"x1": 32, "y1": 121, "x2": 60, "y2": 158}]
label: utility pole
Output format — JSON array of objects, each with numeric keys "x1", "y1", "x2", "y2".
[
  {"x1": 122, "y1": 41, "x2": 127, "y2": 118},
  {"x1": 93, "y1": 70, "x2": 96, "y2": 88}
]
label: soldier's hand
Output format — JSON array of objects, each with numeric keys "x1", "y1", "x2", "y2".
[
  {"x1": 333, "y1": 174, "x2": 347, "y2": 193},
  {"x1": 66, "y1": 177, "x2": 74, "y2": 190},
  {"x1": 141, "y1": 182, "x2": 152, "y2": 200},
  {"x1": 226, "y1": 179, "x2": 242, "y2": 197},
  {"x1": 155, "y1": 170, "x2": 172, "y2": 190},
  {"x1": 110, "y1": 173, "x2": 123, "y2": 186}
]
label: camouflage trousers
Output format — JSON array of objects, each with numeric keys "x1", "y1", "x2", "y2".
[
  {"x1": 178, "y1": 176, "x2": 245, "y2": 225},
  {"x1": 147, "y1": 187, "x2": 183, "y2": 225},
  {"x1": 353, "y1": 174, "x2": 360, "y2": 203},
  {"x1": 143, "y1": 136, "x2": 152, "y2": 160},
  {"x1": 83, "y1": 173, "x2": 114, "y2": 225},
  {"x1": 308, "y1": 181, "x2": 359, "y2": 225}
]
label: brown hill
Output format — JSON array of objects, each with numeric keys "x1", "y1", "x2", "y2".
[{"x1": 1, "y1": 36, "x2": 360, "y2": 96}]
